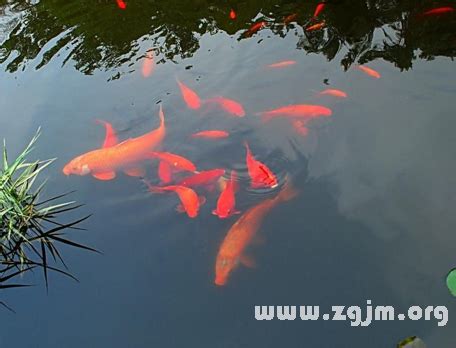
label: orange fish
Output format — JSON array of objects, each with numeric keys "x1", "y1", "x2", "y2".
[
  {"x1": 215, "y1": 182, "x2": 298, "y2": 286},
  {"x1": 148, "y1": 184, "x2": 205, "y2": 218},
  {"x1": 257, "y1": 104, "x2": 332, "y2": 122},
  {"x1": 176, "y1": 169, "x2": 225, "y2": 188},
  {"x1": 63, "y1": 106, "x2": 165, "y2": 180},
  {"x1": 158, "y1": 160, "x2": 173, "y2": 184},
  {"x1": 191, "y1": 130, "x2": 230, "y2": 139},
  {"x1": 423, "y1": 7, "x2": 454, "y2": 16},
  {"x1": 313, "y1": 3, "x2": 325, "y2": 18},
  {"x1": 205, "y1": 97, "x2": 245, "y2": 117},
  {"x1": 95, "y1": 119, "x2": 119, "y2": 148},
  {"x1": 244, "y1": 142, "x2": 278, "y2": 189},
  {"x1": 318, "y1": 88, "x2": 348, "y2": 98},
  {"x1": 177, "y1": 79, "x2": 201, "y2": 109},
  {"x1": 148, "y1": 151, "x2": 197, "y2": 172},
  {"x1": 306, "y1": 21, "x2": 325, "y2": 31},
  {"x1": 266, "y1": 60, "x2": 297, "y2": 68},
  {"x1": 230, "y1": 9, "x2": 236, "y2": 20},
  {"x1": 245, "y1": 21, "x2": 267, "y2": 37},
  {"x1": 213, "y1": 171, "x2": 240, "y2": 219},
  {"x1": 357, "y1": 65, "x2": 381, "y2": 79},
  {"x1": 291, "y1": 120, "x2": 309, "y2": 137},
  {"x1": 116, "y1": 0, "x2": 126, "y2": 9},
  {"x1": 283, "y1": 13, "x2": 298, "y2": 24},
  {"x1": 141, "y1": 51, "x2": 155, "y2": 77}
]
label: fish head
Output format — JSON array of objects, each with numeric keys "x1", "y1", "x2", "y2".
[
  {"x1": 62, "y1": 155, "x2": 91, "y2": 176},
  {"x1": 215, "y1": 257, "x2": 236, "y2": 286}
]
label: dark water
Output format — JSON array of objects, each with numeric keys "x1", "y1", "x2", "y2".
[{"x1": 1, "y1": 0, "x2": 456, "y2": 347}]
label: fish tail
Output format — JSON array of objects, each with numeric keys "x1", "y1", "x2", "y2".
[
  {"x1": 260, "y1": 113, "x2": 273, "y2": 123},
  {"x1": 158, "y1": 105, "x2": 165, "y2": 128}
]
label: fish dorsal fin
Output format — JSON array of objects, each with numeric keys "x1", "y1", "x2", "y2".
[
  {"x1": 124, "y1": 167, "x2": 146, "y2": 177},
  {"x1": 239, "y1": 254, "x2": 256, "y2": 268},
  {"x1": 92, "y1": 171, "x2": 116, "y2": 181},
  {"x1": 96, "y1": 120, "x2": 119, "y2": 148}
]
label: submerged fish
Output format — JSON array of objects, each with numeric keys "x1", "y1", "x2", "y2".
[
  {"x1": 422, "y1": 7, "x2": 454, "y2": 16},
  {"x1": 291, "y1": 119, "x2": 309, "y2": 137},
  {"x1": 318, "y1": 88, "x2": 348, "y2": 98},
  {"x1": 158, "y1": 160, "x2": 173, "y2": 184},
  {"x1": 205, "y1": 97, "x2": 245, "y2": 117},
  {"x1": 357, "y1": 65, "x2": 381, "y2": 79},
  {"x1": 245, "y1": 21, "x2": 267, "y2": 37},
  {"x1": 213, "y1": 170, "x2": 240, "y2": 219},
  {"x1": 177, "y1": 79, "x2": 201, "y2": 109},
  {"x1": 191, "y1": 130, "x2": 230, "y2": 139},
  {"x1": 244, "y1": 141, "x2": 278, "y2": 189},
  {"x1": 266, "y1": 60, "x2": 297, "y2": 69},
  {"x1": 283, "y1": 13, "x2": 298, "y2": 25},
  {"x1": 230, "y1": 9, "x2": 236, "y2": 20},
  {"x1": 142, "y1": 51, "x2": 155, "y2": 77},
  {"x1": 257, "y1": 104, "x2": 332, "y2": 122},
  {"x1": 148, "y1": 151, "x2": 197, "y2": 172},
  {"x1": 306, "y1": 21, "x2": 325, "y2": 31},
  {"x1": 63, "y1": 106, "x2": 165, "y2": 180},
  {"x1": 313, "y1": 3, "x2": 326, "y2": 18},
  {"x1": 176, "y1": 169, "x2": 226, "y2": 188},
  {"x1": 116, "y1": 0, "x2": 126, "y2": 9},
  {"x1": 215, "y1": 182, "x2": 298, "y2": 286}
]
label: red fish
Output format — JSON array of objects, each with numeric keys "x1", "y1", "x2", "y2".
[
  {"x1": 148, "y1": 151, "x2": 196, "y2": 172},
  {"x1": 116, "y1": 0, "x2": 126, "y2": 9},
  {"x1": 142, "y1": 51, "x2": 155, "y2": 77},
  {"x1": 95, "y1": 120, "x2": 119, "y2": 148},
  {"x1": 357, "y1": 65, "x2": 381, "y2": 79},
  {"x1": 63, "y1": 106, "x2": 165, "y2": 180},
  {"x1": 191, "y1": 130, "x2": 230, "y2": 139},
  {"x1": 215, "y1": 182, "x2": 298, "y2": 286},
  {"x1": 266, "y1": 60, "x2": 297, "y2": 69},
  {"x1": 257, "y1": 104, "x2": 332, "y2": 122},
  {"x1": 230, "y1": 9, "x2": 236, "y2": 20},
  {"x1": 177, "y1": 79, "x2": 201, "y2": 109},
  {"x1": 291, "y1": 120, "x2": 309, "y2": 137},
  {"x1": 283, "y1": 13, "x2": 298, "y2": 24},
  {"x1": 148, "y1": 184, "x2": 205, "y2": 218},
  {"x1": 213, "y1": 171, "x2": 240, "y2": 219},
  {"x1": 176, "y1": 169, "x2": 225, "y2": 188},
  {"x1": 313, "y1": 3, "x2": 325, "y2": 18},
  {"x1": 306, "y1": 21, "x2": 325, "y2": 31},
  {"x1": 158, "y1": 160, "x2": 173, "y2": 184},
  {"x1": 205, "y1": 97, "x2": 245, "y2": 117},
  {"x1": 422, "y1": 7, "x2": 454, "y2": 16},
  {"x1": 318, "y1": 88, "x2": 348, "y2": 98},
  {"x1": 245, "y1": 21, "x2": 267, "y2": 37},
  {"x1": 244, "y1": 142, "x2": 278, "y2": 189}
]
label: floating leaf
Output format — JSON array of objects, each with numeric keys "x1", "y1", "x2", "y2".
[
  {"x1": 397, "y1": 336, "x2": 426, "y2": 348},
  {"x1": 446, "y1": 268, "x2": 456, "y2": 297}
]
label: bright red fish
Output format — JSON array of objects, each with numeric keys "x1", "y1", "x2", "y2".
[
  {"x1": 266, "y1": 60, "x2": 297, "y2": 69},
  {"x1": 318, "y1": 88, "x2": 348, "y2": 98},
  {"x1": 213, "y1": 171, "x2": 240, "y2": 219},
  {"x1": 357, "y1": 65, "x2": 381, "y2": 79},
  {"x1": 158, "y1": 160, "x2": 173, "y2": 184},
  {"x1": 142, "y1": 51, "x2": 155, "y2": 77},
  {"x1": 95, "y1": 120, "x2": 119, "y2": 148},
  {"x1": 423, "y1": 7, "x2": 454, "y2": 16},
  {"x1": 177, "y1": 79, "x2": 201, "y2": 109},
  {"x1": 205, "y1": 97, "x2": 245, "y2": 117},
  {"x1": 244, "y1": 142, "x2": 278, "y2": 189},
  {"x1": 313, "y1": 3, "x2": 326, "y2": 18},
  {"x1": 116, "y1": 0, "x2": 126, "y2": 9},
  {"x1": 306, "y1": 21, "x2": 325, "y2": 31},
  {"x1": 257, "y1": 104, "x2": 332, "y2": 122},
  {"x1": 245, "y1": 21, "x2": 267, "y2": 37},
  {"x1": 176, "y1": 169, "x2": 225, "y2": 188},
  {"x1": 148, "y1": 184, "x2": 204, "y2": 218},
  {"x1": 148, "y1": 151, "x2": 197, "y2": 172},
  {"x1": 283, "y1": 13, "x2": 298, "y2": 24},
  {"x1": 230, "y1": 9, "x2": 236, "y2": 20},
  {"x1": 191, "y1": 130, "x2": 230, "y2": 139}
]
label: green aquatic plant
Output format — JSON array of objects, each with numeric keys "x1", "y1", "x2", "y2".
[
  {"x1": 446, "y1": 268, "x2": 456, "y2": 297},
  {"x1": 0, "y1": 130, "x2": 96, "y2": 310}
]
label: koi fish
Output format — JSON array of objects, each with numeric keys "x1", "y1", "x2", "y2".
[
  {"x1": 257, "y1": 104, "x2": 332, "y2": 122},
  {"x1": 230, "y1": 9, "x2": 236, "y2": 20},
  {"x1": 63, "y1": 106, "x2": 165, "y2": 180},
  {"x1": 116, "y1": 0, "x2": 126, "y2": 9},
  {"x1": 158, "y1": 160, "x2": 173, "y2": 184},
  {"x1": 177, "y1": 79, "x2": 201, "y2": 109},
  {"x1": 244, "y1": 141, "x2": 278, "y2": 189},
  {"x1": 357, "y1": 65, "x2": 381, "y2": 79},
  {"x1": 142, "y1": 51, "x2": 155, "y2": 77},
  {"x1": 191, "y1": 130, "x2": 230, "y2": 139},
  {"x1": 176, "y1": 169, "x2": 226, "y2": 188},
  {"x1": 213, "y1": 171, "x2": 240, "y2": 219},
  {"x1": 318, "y1": 88, "x2": 348, "y2": 98},
  {"x1": 291, "y1": 120, "x2": 309, "y2": 137},
  {"x1": 313, "y1": 3, "x2": 325, "y2": 18},
  {"x1": 148, "y1": 151, "x2": 196, "y2": 172},
  {"x1": 422, "y1": 7, "x2": 454, "y2": 16},
  {"x1": 147, "y1": 184, "x2": 205, "y2": 218},
  {"x1": 95, "y1": 119, "x2": 118, "y2": 148},
  {"x1": 266, "y1": 60, "x2": 297, "y2": 69},
  {"x1": 205, "y1": 97, "x2": 245, "y2": 117},
  {"x1": 215, "y1": 182, "x2": 298, "y2": 286},
  {"x1": 245, "y1": 21, "x2": 267, "y2": 37},
  {"x1": 283, "y1": 13, "x2": 298, "y2": 25},
  {"x1": 306, "y1": 21, "x2": 325, "y2": 31}
]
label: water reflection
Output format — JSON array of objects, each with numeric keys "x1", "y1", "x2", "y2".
[{"x1": 1, "y1": 0, "x2": 455, "y2": 75}]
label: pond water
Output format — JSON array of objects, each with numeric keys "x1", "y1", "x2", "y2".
[{"x1": 1, "y1": 0, "x2": 455, "y2": 347}]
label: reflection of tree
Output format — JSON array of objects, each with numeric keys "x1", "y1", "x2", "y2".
[{"x1": 0, "y1": 0, "x2": 454, "y2": 75}]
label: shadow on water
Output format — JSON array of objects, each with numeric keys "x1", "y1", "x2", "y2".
[{"x1": 0, "y1": 0, "x2": 455, "y2": 76}]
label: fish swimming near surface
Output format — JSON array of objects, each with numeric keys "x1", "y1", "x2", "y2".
[
  {"x1": 230, "y1": 9, "x2": 236, "y2": 20},
  {"x1": 177, "y1": 79, "x2": 201, "y2": 109},
  {"x1": 148, "y1": 151, "x2": 197, "y2": 172},
  {"x1": 116, "y1": 0, "x2": 126, "y2": 9},
  {"x1": 176, "y1": 169, "x2": 226, "y2": 188},
  {"x1": 257, "y1": 104, "x2": 332, "y2": 122},
  {"x1": 244, "y1": 21, "x2": 267, "y2": 37},
  {"x1": 142, "y1": 51, "x2": 155, "y2": 77},
  {"x1": 213, "y1": 170, "x2": 240, "y2": 219},
  {"x1": 63, "y1": 106, "x2": 166, "y2": 180},
  {"x1": 266, "y1": 60, "x2": 297, "y2": 69},
  {"x1": 191, "y1": 130, "x2": 230, "y2": 139},
  {"x1": 158, "y1": 160, "x2": 173, "y2": 184},
  {"x1": 318, "y1": 88, "x2": 348, "y2": 98},
  {"x1": 357, "y1": 65, "x2": 381, "y2": 79},
  {"x1": 313, "y1": 3, "x2": 326, "y2": 18},
  {"x1": 422, "y1": 6, "x2": 454, "y2": 16},
  {"x1": 283, "y1": 13, "x2": 298, "y2": 25},
  {"x1": 205, "y1": 97, "x2": 245, "y2": 117},
  {"x1": 244, "y1": 141, "x2": 278, "y2": 189},
  {"x1": 214, "y1": 181, "x2": 298, "y2": 286},
  {"x1": 306, "y1": 21, "x2": 325, "y2": 31}
]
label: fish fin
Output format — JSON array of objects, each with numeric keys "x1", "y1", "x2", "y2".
[
  {"x1": 95, "y1": 119, "x2": 119, "y2": 148},
  {"x1": 198, "y1": 196, "x2": 206, "y2": 206},
  {"x1": 239, "y1": 254, "x2": 256, "y2": 268},
  {"x1": 124, "y1": 167, "x2": 146, "y2": 177},
  {"x1": 211, "y1": 209, "x2": 219, "y2": 216},
  {"x1": 158, "y1": 105, "x2": 165, "y2": 128},
  {"x1": 251, "y1": 234, "x2": 265, "y2": 246},
  {"x1": 92, "y1": 171, "x2": 116, "y2": 181},
  {"x1": 176, "y1": 204, "x2": 185, "y2": 213}
]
